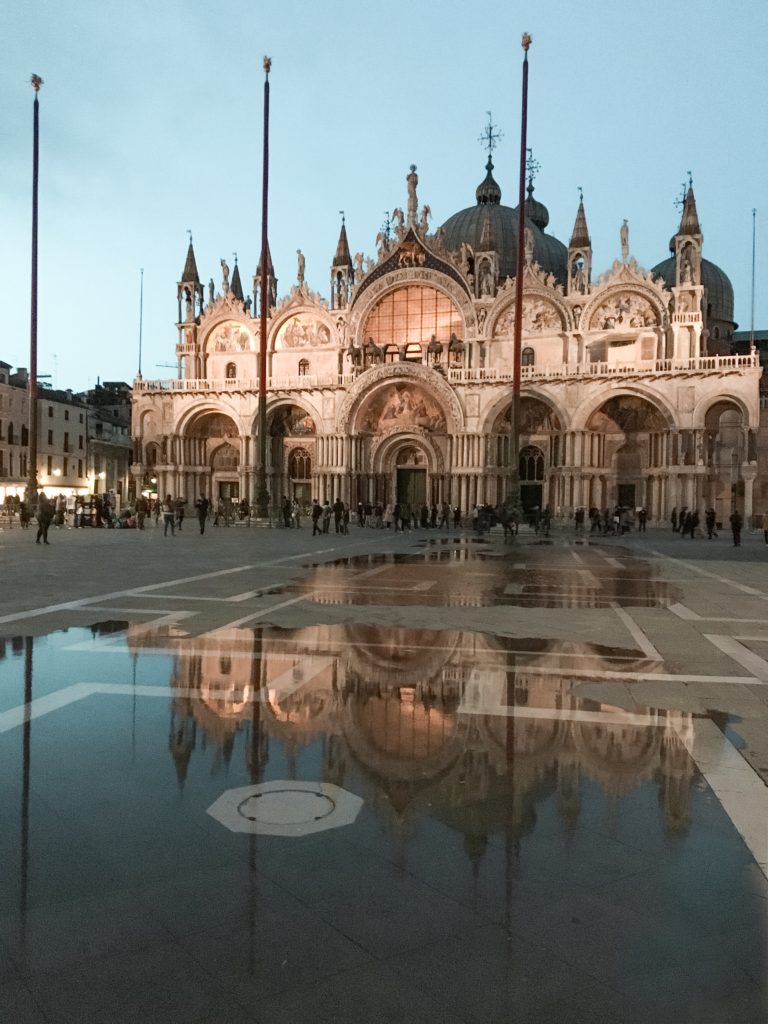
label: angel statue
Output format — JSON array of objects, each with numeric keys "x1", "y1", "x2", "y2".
[
  {"x1": 296, "y1": 249, "x2": 305, "y2": 286},
  {"x1": 620, "y1": 220, "x2": 629, "y2": 262},
  {"x1": 220, "y1": 258, "x2": 230, "y2": 292}
]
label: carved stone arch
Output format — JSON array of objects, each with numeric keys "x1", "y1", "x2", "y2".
[
  {"x1": 255, "y1": 395, "x2": 323, "y2": 438},
  {"x1": 573, "y1": 387, "x2": 676, "y2": 432},
  {"x1": 480, "y1": 387, "x2": 570, "y2": 435},
  {"x1": 692, "y1": 393, "x2": 751, "y2": 431},
  {"x1": 201, "y1": 316, "x2": 257, "y2": 355},
  {"x1": 582, "y1": 284, "x2": 667, "y2": 333},
  {"x1": 490, "y1": 289, "x2": 572, "y2": 338},
  {"x1": 350, "y1": 269, "x2": 474, "y2": 341},
  {"x1": 209, "y1": 438, "x2": 241, "y2": 471},
  {"x1": 338, "y1": 362, "x2": 464, "y2": 435},
  {"x1": 370, "y1": 428, "x2": 445, "y2": 475},
  {"x1": 175, "y1": 400, "x2": 242, "y2": 438},
  {"x1": 269, "y1": 305, "x2": 337, "y2": 353}
]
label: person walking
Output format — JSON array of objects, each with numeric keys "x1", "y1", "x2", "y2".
[
  {"x1": 311, "y1": 499, "x2": 323, "y2": 536},
  {"x1": 322, "y1": 500, "x2": 332, "y2": 534},
  {"x1": 762, "y1": 510, "x2": 768, "y2": 545},
  {"x1": 162, "y1": 495, "x2": 176, "y2": 536},
  {"x1": 730, "y1": 507, "x2": 743, "y2": 547},
  {"x1": 195, "y1": 495, "x2": 210, "y2": 535},
  {"x1": 174, "y1": 497, "x2": 186, "y2": 531},
  {"x1": 670, "y1": 507, "x2": 678, "y2": 532},
  {"x1": 135, "y1": 494, "x2": 148, "y2": 530},
  {"x1": 705, "y1": 507, "x2": 717, "y2": 539},
  {"x1": 333, "y1": 497, "x2": 345, "y2": 534},
  {"x1": 35, "y1": 492, "x2": 54, "y2": 545},
  {"x1": 637, "y1": 508, "x2": 647, "y2": 532}
]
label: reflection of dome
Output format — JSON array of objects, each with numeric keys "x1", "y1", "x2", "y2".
[
  {"x1": 651, "y1": 255, "x2": 735, "y2": 327},
  {"x1": 439, "y1": 162, "x2": 568, "y2": 283}
]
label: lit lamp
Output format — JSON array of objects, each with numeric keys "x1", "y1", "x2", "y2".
[{"x1": 52, "y1": 468, "x2": 62, "y2": 477}]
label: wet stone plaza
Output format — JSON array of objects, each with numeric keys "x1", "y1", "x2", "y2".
[{"x1": 0, "y1": 524, "x2": 767, "y2": 1023}]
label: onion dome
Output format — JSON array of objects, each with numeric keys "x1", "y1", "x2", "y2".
[{"x1": 439, "y1": 162, "x2": 567, "y2": 283}]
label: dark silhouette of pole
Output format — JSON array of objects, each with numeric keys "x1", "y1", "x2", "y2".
[
  {"x1": 507, "y1": 35, "x2": 531, "y2": 519},
  {"x1": 26, "y1": 74, "x2": 43, "y2": 506},
  {"x1": 256, "y1": 57, "x2": 271, "y2": 519},
  {"x1": 137, "y1": 268, "x2": 144, "y2": 378},
  {"x1": 750, "y1": 209, "x2": 756, "y2": 350}
]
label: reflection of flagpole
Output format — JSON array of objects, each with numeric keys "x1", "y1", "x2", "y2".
[
  {"x1": 256, "y1": 58, "x2": 272, "y2": 519},
  {"x1": 20, "y1": 637, "x2": 33, "y2": 957},
  {"x1": 506, "y1": 35, "x2": 531, "y2": 519}
]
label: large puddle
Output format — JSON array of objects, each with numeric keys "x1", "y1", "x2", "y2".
[{"x1": 291, "y1": 543, "x2": 681, "y2": 608}]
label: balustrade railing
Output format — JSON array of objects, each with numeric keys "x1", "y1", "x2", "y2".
[{"x1": 133, "y1": 352, "x2": 759, "y2": 393}]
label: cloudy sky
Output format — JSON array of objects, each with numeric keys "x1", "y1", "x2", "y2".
[{"x1": 1, "y1": 0, "x2": 766, "y2": 389}]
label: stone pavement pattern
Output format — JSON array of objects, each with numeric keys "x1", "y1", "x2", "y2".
[{"x1": 0, "y1": 521, "x2": 766, "y2": 1022}]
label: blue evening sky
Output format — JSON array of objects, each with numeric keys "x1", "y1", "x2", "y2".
[{"x1": 1, "y1": 0, "x2": 766, "y2": 390}]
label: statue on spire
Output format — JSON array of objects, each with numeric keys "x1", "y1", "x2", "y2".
[
  {"x1": 620, "y1": 220, "x2": 629, "y2": 262},
  {"x1": 406, "y1": 164, "x2": 418, "y2": 227}
]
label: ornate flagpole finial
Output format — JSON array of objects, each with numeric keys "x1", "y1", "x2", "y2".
[
  {"x1": 687, "y1": 170, "x2": 693, "y2": 189},
  {"x1": 521, "y1": 33, "x2": 532, "y2": 51},
  {"x1": 577, "y1": 185, "x2": 584, "y2": 204},
  {"x1": 30, "y1": 73, "x2": 43, "y2": 93},
  {"x1": 339, "y1": 210, "x2": 345, "y2": 224},
  {"x1": 525, "y1": 148, "x2": 541, "y2": 190},
  {"x1": 263, "y1": 56, "x2": 272, "y2": 75},
  {"x1": 187, "y1": 228, "x2": 193, "y2": 243}
]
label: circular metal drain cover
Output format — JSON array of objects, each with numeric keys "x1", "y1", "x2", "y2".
[{"x1": 207, "y1": 781, "x2": 363, "y2": 836}]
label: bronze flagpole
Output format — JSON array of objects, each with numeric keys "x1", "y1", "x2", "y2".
[
  {"x1": 256, "y1": 57, "x2": 271, "y2": 519},
  {"x1": 26, "y1": 75, "x2": 43, "y2": 507},
  {"x1": 507, "y1": 34, "x2": 531, "y2": 522}
]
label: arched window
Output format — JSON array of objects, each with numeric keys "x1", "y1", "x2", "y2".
[
  {"x1": 362, "y1": 285, "x2": 462, "y2": 350},
  {"x1": 21, "y1": 425, "x2": 29, "y2": 445},
  {"x1": 225, "y1": 362, "x2": 237, "y2": 379},
  {"x1": 519, "y1": 445, "x2": 544, "y2": 481},
  {"x1": 289, "y1": 446, "x2": 311, "y2": 479},
  {"x1": 522, "y1": 347, "x2": 535, "y2": 367},
  {"x1": 7, "y1": 423, "x2": 14, "y2": 445},
  {"x1": 298, "y1": 359, "x2": 310, "y2": 376}
]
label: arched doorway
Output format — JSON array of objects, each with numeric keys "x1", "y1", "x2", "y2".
[
  {"x1": 519, "y1": 445, "x2": 545, "y2": 515},
  {"x1": 394, "y1": 446, "x2": 428, "y2": 508},
  {"x1": 183, "y1": 411, "x2": 241, "y2": 503},
  {"x1": 586, "y1": 395, "x2": 668, "y2": 509},
  {"x1": 268, "y1": 404, "x2": 317, "y2": 507},
  {"x1": 703, "y1": 401, "x2": 747, "y2": 519}
]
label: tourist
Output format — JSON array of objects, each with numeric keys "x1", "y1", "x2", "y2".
[
  {"x1": 383, "y1": 503, "x2": 393, "y2": 528},
  {"x1": 705, "y1": 508, "x2": 717, "y2": 539},
  {"x1": 439, "y1": 501, "x2": 450, "y2": 528},
  {"x1": 730, "y1": 508, "x2": 742, "y2": 547},
  {"x1": 174, "y1": 496, "x2": 186, "y2": 530},
  {"x1": 322, "y1": 500, "x2": 332, "y2": 533},
  {"x1": 637, "y1": 508, "x2": 647, "y2": 532},
  {"x1": 163, "y1": 495, "x2": 176, "y2": 536},
  {"x1": 292, "y1": 499, "x2": 302, "y2": 528},
  {"x1": 357, "y1": 502, "x2": 366, "y2": 527},
  {"x1": 333, "y1": 497, "x2": 345, "y2": 533},
  {"x1": 400, "y1": 502, "x2": 411, "y2": 533},
  {"x1": 281, "y1": 496, "x2": 292, "y2": 528},
  {"x1": 574, "y1": 507, "x2": 585, "y2": 533},
  {"x1": 670, "y1": 507, "x2": 678, "y2": 532},
  {"x1": 135, "y1": 495, "x2": 148, "y2": 530},
  {"x1": 762, "y1": 510, "x2": 768, "y2": 545},
  {"x1": 311, "y1": 499, "x2": 323, "y2": 536},
  {"x1": 35, "y1": 492, "x2": 54, "y2": 545},
  {"x1": 430, "y1": 503, "x2": 438, "y2": 528},
  {"x1": 453, "y1": 506, "x2": 461, "y2": 528},
  {"x1": 195, "y1": 495, "x2": 210, "y2": 535}
]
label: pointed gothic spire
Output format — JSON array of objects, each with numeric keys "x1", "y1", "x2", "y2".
[
  {"x1": 678, "y1": 184, "x2": 701, "y2": 236},
  {"x1": 569, "y1": 194, "x2": 591, "y2": 249},
  {"x1": 181, "y1": 238, "x2": 200, "y2": 283},
  {"x1": 230, "y1": 260, "x2": 244, "y2": 301},
  {"x1": 256, "y1": 241, "x2": 274, "y2": 276},
  {"x1": 333, "y1": 217, "x2": 353, "y2": 268}
]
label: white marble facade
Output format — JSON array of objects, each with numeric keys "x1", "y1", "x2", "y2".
[{"x1": 132, "y1": 168, "x2": 761, "y2": 521}]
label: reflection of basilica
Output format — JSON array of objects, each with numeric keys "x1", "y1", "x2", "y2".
[
  {"x1": 128, "y1": 623, "x2": 696, "y2": 842},
  {"x1": 132, "y1": 153, "x2": 761, "y2": 519}
]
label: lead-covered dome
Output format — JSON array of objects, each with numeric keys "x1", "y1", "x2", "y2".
[
  {"x1": 651, "y1": 254, "x2": 735, "y2": 327},
  {"x1": 439, "y1": 161, "x2": 568, "y2": 285}
]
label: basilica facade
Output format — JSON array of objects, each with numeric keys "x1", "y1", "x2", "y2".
[{"x1": 131, "y1": 160, "x2": 762, "y2": 521}]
